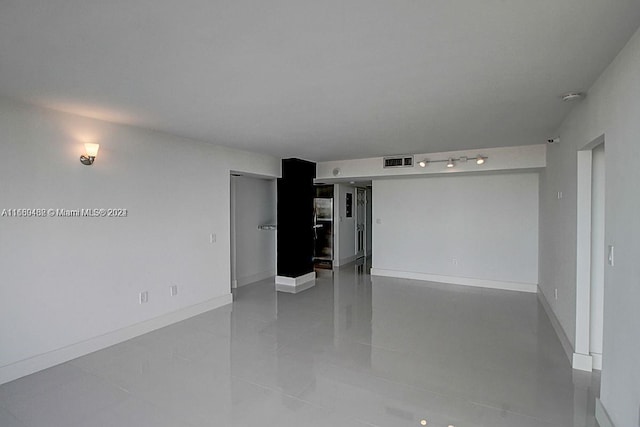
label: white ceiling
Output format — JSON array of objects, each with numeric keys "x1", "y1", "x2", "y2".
[{"x1": 1, "y1": 1, "x2": 639, "y2": 162}]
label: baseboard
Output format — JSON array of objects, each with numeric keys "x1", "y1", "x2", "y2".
[
  {"x1": 591, "y1": 352, "x2": 602, "y2": 370},
  {"x1": 0, "y1": 294, "x2": 232, "y2": 386},
  {"x1": 595, "y1": 398, "x2": 615, "y2": 427},
  {"x1": 538, "y1": 288, "x2": 601, "y2": 372},
  {"x1": 537, "y1": 289, "x2": 575, "y2": 363},
  {"x1": 236, "y1": 270, "x2": 275, "y2": 287},
  {"x1": 334, "y1": 254, "x2": 359, "y2": 267},
  {"x1": 370, "y1": 268, "x2": 537, "y2": 293},
  {"x1": 275, "y1": 272, "x2": 316, "y2": 293},
  {"x1": 572, "y1": 352, "x2": 593, "y2": 372}
]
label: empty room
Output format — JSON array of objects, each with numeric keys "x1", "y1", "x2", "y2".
[{"x1": 1, "y1": 1, "x2": 639, "y2": 427}]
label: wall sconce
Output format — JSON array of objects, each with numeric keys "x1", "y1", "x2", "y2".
[
  {"x1": 417, "y1": 155, "x2": 487, "y2": 169},
  {"x1": 80, "y1": 143, "x2": 100, "y2": 165}
]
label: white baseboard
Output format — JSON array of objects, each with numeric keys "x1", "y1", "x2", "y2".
[
  {"x1": 591, "y1": 352, "x2": 602, "y2": 370},
  {"x1": 595, "y1": 398, "x2": 615, "y2": 427},
  {"x1": 275, "y1": 272, "x2": 316, "y2": 293},
  {"x1": 537, "y1": 289, "x2": 597, "y2": 372},
  {"x1": 0, "y1": 294, "x2": 232, "y2": 386},
  {"x1": 572, "y1": 352, "x2": 593, "y2": 372},
  {"x1": 236, "y1": 270, "x2": 275, "y2": 287},
  {"x1": 538, "y1": 289, "x2": 575, "y2": 363},
  {"x1": 370, "y1": 268, "x2": 537, "y2": 293}
]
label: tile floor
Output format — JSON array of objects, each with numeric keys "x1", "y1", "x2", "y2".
[{"x1": 0, "y1": 260, "x2": 600, "y2": 426}]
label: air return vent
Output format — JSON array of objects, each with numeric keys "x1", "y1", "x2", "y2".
[{"x1": 383, "y1": 156, "x2": 414, "y2": 168}]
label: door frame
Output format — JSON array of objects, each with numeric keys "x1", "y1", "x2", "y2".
[{"x1": 574, "y1": 134, "x2": 605, "y2": 371}]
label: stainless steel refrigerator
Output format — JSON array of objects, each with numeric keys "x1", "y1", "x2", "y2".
[{"x1": 313, "y1": 197, "x2": 333, "y2": 268}]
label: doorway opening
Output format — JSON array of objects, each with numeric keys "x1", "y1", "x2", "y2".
[
  {"x1": 331, "y1": 182, "x2": 372, "y2": 267},
  {"x1": 355, "y1": 187, "x2": 366, "y2": 259},
  {"x1": 230, "y1": 173, "x2": 277, "y2": 294}
]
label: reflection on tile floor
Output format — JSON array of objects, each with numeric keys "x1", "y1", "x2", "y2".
[{"x1": 0, "y1": 259, "x2": 600, "y2": 426}]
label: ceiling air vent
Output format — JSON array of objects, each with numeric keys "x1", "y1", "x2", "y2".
[{"x1": 383, "y1": 156, "x2": 414, "y2": 168}]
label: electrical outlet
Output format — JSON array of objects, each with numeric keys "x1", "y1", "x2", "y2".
[
  {"x1": 210, "y1": 233, "x2": 216, "y2": 243},
  {"x1": 554, "y1": 288, "x2": 558, "y2": 300},
  {"x1": 557, "y1": 191, "x2": 563, "y2": 199},
  {"x1": 170, "y1": 285, "x2": 178, "y2": 296},
  {"x1": 607, "y1": 245, "x2": 615, "y2": 266},
  {"x1": 139, "y1": 291, "x2": 149, "y2": 304}
]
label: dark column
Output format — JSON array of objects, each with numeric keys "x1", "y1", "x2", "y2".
[{"x1": 276, "y1": 158, "x2": 316, "y2": 291}]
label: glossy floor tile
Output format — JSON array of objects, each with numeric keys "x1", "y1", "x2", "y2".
[{"x1": 0, "y1": 260, "x2": 600, "y2": 426}]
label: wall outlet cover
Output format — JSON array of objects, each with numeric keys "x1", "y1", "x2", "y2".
[{"x1": 139, "y1": 291, "x2": 149, "y2": 304}]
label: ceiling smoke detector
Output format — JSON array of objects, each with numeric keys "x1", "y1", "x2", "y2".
[{"x1": 560, "y1": 92, "x2": 584, "y2": 102}]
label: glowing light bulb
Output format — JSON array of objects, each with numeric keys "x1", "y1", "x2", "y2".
[{"x1": 84, "y1": 143, "x2": 100, "y2": 157}]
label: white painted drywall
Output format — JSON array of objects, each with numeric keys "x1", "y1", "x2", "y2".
[
  {"x1": 539, "y1": 26, "x2": 640, "y2": 427},
  {"x1": 333, "y1": 184, "x2": 357, "y2": 266},
  {"x1": 317, "y1": 144, "x2": 545, "y2": 181},
  {"x1": 0, "y1": 98, "x2": 280, "y2": 383},
  {"x1": 373, "y1": 173, "x2": 538, "y2": 285},
  {"x1": 232, "y1": 176, "x2": 276, "y2": 287}
]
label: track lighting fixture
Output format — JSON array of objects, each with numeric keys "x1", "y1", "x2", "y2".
[{"x1": 417, "y1": 155, "x2": 487, "y2": 169}]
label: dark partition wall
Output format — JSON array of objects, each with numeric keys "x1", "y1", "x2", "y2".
[{"x1": 277, "y1": 158, "x2": 316, "y2": 278}]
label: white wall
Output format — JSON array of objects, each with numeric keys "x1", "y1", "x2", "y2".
[
  {"x1": 539, "y1": 26, "x2": 640, "y2": 427},
  {"x1": 333, "y1": 184, "x2": 357, "y2": 266},
  {"x1": 372, "y1": 173, "x2": 538, "y2": 289},
  {"x1": 0, "y1": 98, "x2": 280, "y2": 384},
  {"x1": 232, "y1": 176, "x2": 276, "y2": 287}
]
